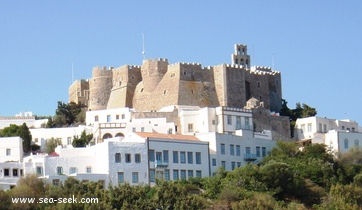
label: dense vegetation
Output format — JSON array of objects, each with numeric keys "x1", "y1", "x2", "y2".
[
  {"x1": 46, "y1": 101, "x2": 86, "y2": 128},
  {"x1": 1, "y1": 142, "x2": 361, "y2": 209}
]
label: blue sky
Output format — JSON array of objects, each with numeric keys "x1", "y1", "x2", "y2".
[{"x1": 1, "y1": 1, "x2": 362, "y2": 123}]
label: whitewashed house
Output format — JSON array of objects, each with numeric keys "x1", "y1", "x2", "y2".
[{"x1": 0, "y1": 137, "x2": 24, "y2": 190}]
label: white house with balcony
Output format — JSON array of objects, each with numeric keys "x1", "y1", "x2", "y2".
[
  {"x1": 0, "y1": 137, "x2": 24, "y2": 190},
  {"x1": 295, "y1": 116, "x2": 362, "y2": 154}
]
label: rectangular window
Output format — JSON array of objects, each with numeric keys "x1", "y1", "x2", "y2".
[
  {"x1": 301, "y1": 124, "x2": 305, "y2": 133},
  {"x1": 163, "y1": 150, "x2": 169, "y2": 163},
  {"x1": 231, "y1": 161, "x2": 236, "y2": 170},
  {"x1": 70, "y1": 167, "x2": 77, "y2": 174},
  {"x1": 135, "y1": 153, "x2": 141, "y2": 163},
  {"x1": 57, "y1": 167, "x2": 63, "y2": 175},
  {"x1": 187, "y1": 152, "x2": 193, "y2": 164},
  {"x1": 236, "y1": 116, "x2": 241, "y2": 129},
  {"x1": 13, "y1": 168, "x2": 19, "y2": 176},
  {"x1": 245, "y1": 117, "x2": 250, "y2": 129},
  {"x1": 307, "y1": 123, "x2": 312, "y2": 132},
  {"x1": 121, "y1": 114, "x2": 125, "y2": 119},
  {"x1": 67, "y1": 137, "x2": 72, "y2": 145},
  {"x1": 95, "y1": 115, "x2": 99, "y2": 122},
  {"x1": 237, "y1": 162, "x2": 241, "y2": 167},
  {"x1": 180, "y1": 170, "x2": 186, "y2": 180},
  {"x1": 132, "y1": 127, "x2": 136, "y2": 132},
  {"x1": 344, "y1": 139, "x2": 349, "y2": 149},
  {"x1": 256, "y1": 146, "x2": 261, "y2": 157},
  {"x1": 245, "y1": 147, "x2": 251, "y2": 155},
  {"x1": 262, "y1": 147, "x2": 266, "y2": 157},
  {"x1": 188, "y1": 170, "x2": 193, "y2": 178},
  {"x1": 132, "y1": 172, "x2": 139, "y2": 183},
  {"x1": 20, "y1": 169, "x2": 23, "y2": 177},
  {"x1": 149, "y1": 150, "x2": 155, "y2": 162},
  {"x1": 6, "y1": 148, "x2": 11, "y2": 156},
  {"x1": 173, "y1": 170, "x2": 179, "y2": 180},
  {"x1": 116, "y1": 115, "x2": 119, "y2": 120},
  {"x1": 196, "y1": 170, "x2": 202, "y2": 178},
  {"x1": 230, "y1": 144, "x2": 235, "y2": 156},
  {"x1": 4, "y1": 169, "x2": 9, "y2": 177},
  {"x1": 118, "y1": 172, "x2": 124, "y2": 184},
  {"x1": 323, "y1": 124, "x2": 327, "y2": 133},
  {"x1": 196, "y1": 152, "x2": 201, "y2": 164},
  {"x1": 188, "y1": 123, "x2": 194, "y2": 132},
  {"x1": 115, "y1": 153, "x2": 121, "y2": 163},
  {"x1": 221, "y1": 161, "x2": 226, "y2": 169},
  {"x1": 106, "y1": 115, "x2": 111, "y2": 122},
  {"x1": 36, "y1": 166, "x2": 43, "y2": 176},
  {"x1": 319, "y1": 123, "x2": 322, "y2": 132},
  {"x1": 173, "y1": 151, "x2": 179, "y2": 163},
  {"x1": 221, "y1": 143, "x2": 225, "y2": 155},
  {"x1": 227, "y1": 115, "x2": 232, "y2": 125},
  {"x1": 52, "y1": 179, "x2": 60, "y2": 186},
  {"x1": 156, "y1": 152, "x2": 162, "y2": 162},
  {"x1": 236, "y1": 145, "x2": 241, "y2": 156},
  {"x1": 149, "y1": 170, "x2": 155, "y2": 183},
  {"x1": 86, "y1": 166, "x2": 92, "y2": 173},
  {"x1": 164, "y1": 169, "x2": 170, "y2": 181},
  {"x1": 125, "y1": 153, "x2": 131, "y2": 163},
  {"x1": 141, "y1": 127, "x2": 145, "y2": 132},
  {"x1": 180, "y1": 151, "x2": 186, "y2": 164},
  {"x1": 212, "y1": 158, "x2": 216, "y2": 166}
]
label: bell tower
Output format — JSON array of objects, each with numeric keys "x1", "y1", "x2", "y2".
[{"x1": 231, "y1": 44, "x2": 250, "y2": 68}]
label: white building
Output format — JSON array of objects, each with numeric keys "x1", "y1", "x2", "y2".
[
  {"x1": 0, "y1": 115, "x2": 47, "y2": 129},
  {"x1": 196, "y1": 131, "x2": 275, "y2": 175},
  {"x1": 30, "y1": 125, "x2": 93, "y2": 150},
  {"x1": 23, "y1": 132, "x2": 210, "y2": 187},
  {"x1": 0, "y1": 137, "x2": 24, "y2": 190},
  {"x1": 295, "y1": 116, "x2": 362, "y2": 154}
]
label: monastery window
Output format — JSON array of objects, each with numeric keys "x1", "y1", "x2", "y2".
[
  {"x1": 245, "y1": 117, "x2": 250, "y2": 129},
  {"x1": 188, "y1": 170, "x2": 193, "y2": 178},
  {"x1": 53, "y1": 179, "x2": 60, "y2": 186},
  {"x1": 149, "y1": 170, "x2": 155, "y2": 183},
  {"x1": 236, "y1": 117, "x2": 241, "y2": 129},
  {"x1": 236, "y1": 145, "x2": 241, "y2": 156},
  {"x1": 94, "y1": 115, "x2": 99, "y2": 122},
  {"x1": 4, "y1": 169, "x2": 10, "y2": 177},
  {"x1": 115, "y1": 153, "x2": 121, "y2": 163},
  {"x1": 121, "y1": 114, "x2": 125, "y2": 119},
  {"x1": 231, "y1": 162, "x2": 236, "y2": 170},
  {"x1": 221, "y1": 161, "x2": 226, "y2": 169},
  {"x1": 56, "y1": 167, "x2": 63, "y2": 175},
  {"x1": 245, "y1": 147, "x2": 251, "y2": 155},
  {"x1": 262, "y1": 147, "x2": 267, "y2": 157},
  {"x1": 165, "y1": 169, "x2": 170, "y2": 181},
  {"x1": 125, "y1": 153, "x2": 131, "y2": 163},
  {"x1": 70, "y1": 167, "x2": 77, "y2": 174},
  {"x1": 163, "y1": 150, "x2": 169, "y2": 163},
  {"x1": 149, "y1": 150, "x2": 155, "y2": 162},
  {"x1": 256, "y1": 146, "x2": 261, "y2": 157},
  {"x1": 220, "y1": 143, "x2": 226, "y2": 155},
  {"x1": 135, "y1": 153, "x2": 141, "y2": 163},
  {"x1": 180, "y1": 152, "x2": 186, "y2": 164},
  {"x1": 13, "y1": 169, "x2": 18, "y2": 177},
  {"x1": 132, "y1": 172, "x2": 139, "y2": 183},
  {"x1": 344, "y1": 139, "x2": 349, "y2": 150},
  {"x1": 116, "y1": 115, "x2": 119, "y2": 120},
  {"x1": 36, "y1": 166, "x2": 43, "y2": 176},
  {"x1": 307, "y1": 123, "x2": 312, "y2": 132},
  {"x1": 188, "y1": 123, "x2": 194, "y2": 132},
  {"x1": 196, "y1": 152, "x2": 201, "y2": 164},
  {"x1": 230, "y1": 144, "x2": 235, "y2": 156},
  {"x1": 118, "y1": 172, "x2": 124, "y2": 184},
  {"x1": 187, "y1": 152, "x2": 193, "y2": 164},
  {"x1": 86, "y1": 166, "x2": 92, "y2": 173},
  {"x1": 106, "y1": 115, "x2": 111, "y2": 122},
  {"x1": 180, "y1": 170, "x2": 186, "y2": 180},
  {"x1": 212, "y1": 158, "x2": 216, "y2": 166},
  {"x1": 173, "y1": 170, "x2": 179, "y2": 180},
  {"x1": 6, "y1": 148, "x2": 11, "y2": 156},
  {"x1": 227, "y1": 115, "x2": 232, "y2": 125},
  {"x1": 354, "y1": 139, "x2": 359, "y2": 147},
  {"x1": 173, "y1": 151, "x2": 179, "y2": 163}
]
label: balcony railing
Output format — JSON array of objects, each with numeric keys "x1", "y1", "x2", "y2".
[
  {"x1": 155, "y1": 160, "x2": 168, "y2": 168},
  {"x1": 244, "y1": 153, "x2": 257, "y2": 161}
]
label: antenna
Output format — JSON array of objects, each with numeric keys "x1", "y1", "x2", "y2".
[{"x1": 142, "y1": 33, "x2": 145, "y2": 60}]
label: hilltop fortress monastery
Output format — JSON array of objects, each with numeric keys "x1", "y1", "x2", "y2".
[{"x1": 70, "y1": 44, "x2": 282, "y2": 112}]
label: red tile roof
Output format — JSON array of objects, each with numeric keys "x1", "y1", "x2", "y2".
[{"x1": 136, "y1": 132, "x2": 200, "y2": 141}]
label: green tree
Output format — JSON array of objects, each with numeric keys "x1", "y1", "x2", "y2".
[
  {"x1": 45, "y1": 138, "x2": 62, "y2": 153},
  {"x1": 52, "y1": 101, "x2": 86, "y2": 127},
  {"x1": 0, "y1": 123, "x2": 32, "y2": 153},
  {"x1": 72, "y1": 130, "x2": 93, "y2": 147}
]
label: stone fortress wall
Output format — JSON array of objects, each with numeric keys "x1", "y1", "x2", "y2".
[{"x1": 69, "y1": 44, "x2": 282, "y2": 114}]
